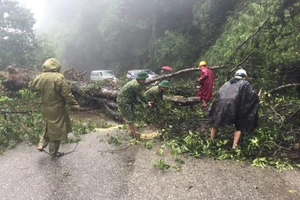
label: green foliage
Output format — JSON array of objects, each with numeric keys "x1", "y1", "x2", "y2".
[
  {"x1": 144, "y1": 140, "x2": 154, "y2": 149},
  {"x1": 151, "y1": 93, "x2": 300, "y2": 171},
  {"x1": 0, "y1": 89, "x2": 95, "y2": 147},
  {"x1": 203, "y1": 0, "x2": 300, "y2": 85},
  {"x1": 159, "y1": 128, "x2": 298, "y2": 171},
  {"x1": 97, "y1": 121, "x2": 113, "y2": 129},
  {"x1": 0, "y1": 89, "x2": 43, "y2": 147},
  {"x1": 193, "y1": 0, "x2": 236, "y2": 50},
  {"x1": 156, "y1": 148, "x2": 164, "y2": 156},
  {"x1": 1, "y1": 0, "x2": 298, "y2": 172},
  {"x1": 147, "y1": 31, "x2": 195, "y2": 70},
  {"x1": 63, "y1": 171, "x2": 72, "y2": 177},
  {"x1": 72, "y1": 121, "x2": 89, "y2": 135},
  {"x1": 71, "y1": 119, "x2": 110, "y2": 137},
  {"x1": 152, "y1": 157, "x2": 182, "y2": 172},
  {"x1": 152, "y1": 159, "x2": 170, "y2": 171},
  {"x1": 108, "y1": 136, "x2": 122, "y2": 146},
  {"x1": 136, "y1": 100, "x2": 207, "y2": 136},
  {"x1": 0, "y1": 0, "x2": 35, "y2": 68},
  {"x1": 133, "y1": 80, "x2": 299, "y2": 171},
  {"x1": 27, "y1": 35, "x2": 57, "y2": 68},
  {"x1": 0, "y1": 0, "x2": 57, "y2": 69}
]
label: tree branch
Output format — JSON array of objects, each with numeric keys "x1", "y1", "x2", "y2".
[
  {"x1": 284, "y1": 107, "x2": 300, "y2": 124},
  {"x1": 163, "y1": 96, "x2": 202, "y2": 105},
  {"x1": 268, "y1": 83, "x2": 300, "y2": 93},
  {"x1": 225, "y1": 15, "x2": 270, "y2": 65},
  {"x1": 230, "y1": 51, "x2": 254, "y2": 73},
  {"x1": 145, "y1": 65, "x2": 225, "y2": 84}
]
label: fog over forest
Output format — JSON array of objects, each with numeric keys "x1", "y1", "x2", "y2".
[
  {"x1": 34, "y1": 0, "x2": 204, "y2": 75},
  {"x1": 2, "y1": 0, "x2": 300, "y2": 82}
]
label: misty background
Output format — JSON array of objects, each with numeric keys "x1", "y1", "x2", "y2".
[
  {"x1": 2, "y1": 0, "x2": 300, "y2": 84},
  {"x1": 2, "y1": 0, "x2": 232, "y2": 75},
  {"x1": 36, "y1": 0, "x2": 208, "y2": 75}
]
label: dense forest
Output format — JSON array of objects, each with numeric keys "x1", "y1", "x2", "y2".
[{"x1": 1, "y1": 0, "x2": 300, "y2": 169}]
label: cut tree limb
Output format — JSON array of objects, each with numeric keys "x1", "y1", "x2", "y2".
[
  {"x1": 69, "y1": 81, "x2": 119, "y2": 100},
  {"x1": 145, "y1": 65, "x2": 225, "y2": 84},
  {"x1": 164, "y1": 96, "x2": 202, "y2": 105}
]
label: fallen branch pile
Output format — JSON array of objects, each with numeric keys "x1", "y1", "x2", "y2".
[{"x1": 1, "y1": 66, "x2": 299, "y2": 122}]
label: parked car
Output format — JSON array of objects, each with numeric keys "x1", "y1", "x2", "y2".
[
  {"x1": 90, "y1": 70, "x2": 117, "y2": 81},
  {"x1": 126, "y1": 69, "x2": 159, "y2": 80}
]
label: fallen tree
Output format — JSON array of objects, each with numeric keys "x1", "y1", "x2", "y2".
[
  {"x1": 145, "y1": 65, "x2": 225, "y2": 84},
  {"x1": 0, "y1": 66, "x2": 219, "y2": 105},
  {"x1": 2, "y1": 65, "x2": 299, "y2": 119},
  {"x1": 1, "y1": 66, "x2": 212, "y2": 120}
]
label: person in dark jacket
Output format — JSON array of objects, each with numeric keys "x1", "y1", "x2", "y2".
[
  {"x1": 196, "y1": 61, "x2": 214, "y2": 108},
  {"x1": 209, "y1": 69, "x2": 260, "y2": 149}
]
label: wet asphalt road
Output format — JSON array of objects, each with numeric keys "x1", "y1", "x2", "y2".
[{"x1": 0, "y1": 127, "x2": 300, "y2": 200}]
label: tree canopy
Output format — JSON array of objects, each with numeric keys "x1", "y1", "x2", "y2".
[
  {"x1": 0, "y1": 0, "x2": 35, "y2": 67},
  {"x1": 0, "y1": 0, "x2": 56, "y2": 69},
  {"x1": 35, "y1": 1, "x2": 298, "y2": 84}
]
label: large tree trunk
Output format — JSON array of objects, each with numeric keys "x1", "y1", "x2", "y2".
[
  {"x1": 0, "y1": 66, "x2": 223, "y2": 117},
  {"x1": 145, "y1": 65, "x2": 224, "y2": 84},
  {"x1": 163, "y1": 96, "x2": 202, "y2": 105}
]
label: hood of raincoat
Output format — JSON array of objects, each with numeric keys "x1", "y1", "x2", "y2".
[{"x1": 42, "y1": 58, "x2": 61, "y2": 72}]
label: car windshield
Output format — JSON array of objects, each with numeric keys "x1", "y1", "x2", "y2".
[
  {"x1": 102, "y1": 71, "x2": 114, "y2": 76},
  {"x1": 143, "y1": 70, "x2": 155, "y2": 75},
  {"x1": 128, "y1": 70, "x2": 139, "y2": 76},
  {"x1": 91, "y1": 71, "x2": 99, "y2": 76},
  {"x1": 129, "y1": 69, "x2": 155, "y2": 75}
]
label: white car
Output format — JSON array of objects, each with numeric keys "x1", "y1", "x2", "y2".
[
  {"x1": 90, "y1": 70, "x2": 117, "y2": 81},
  {"x1": 126, "y1": 69, "x2": 159, "y2": 80}
]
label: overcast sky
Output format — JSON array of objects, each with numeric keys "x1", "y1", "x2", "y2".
[{"x1": 17, "y1": 0, "x2": 45, "y2": 28}]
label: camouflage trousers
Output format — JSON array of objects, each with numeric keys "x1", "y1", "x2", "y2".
[{"x1": 118, "y1": 101, "x2": 135, "y2": 124}]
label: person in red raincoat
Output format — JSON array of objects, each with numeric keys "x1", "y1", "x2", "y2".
[{"x1": 196, "y1": 61, "x2": 214, "y2": 108}]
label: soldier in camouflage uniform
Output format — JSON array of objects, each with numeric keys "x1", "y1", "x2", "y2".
[
  {"x1": 144, "y1": 80, "x2": 170, "y2": 129},
  {"x1": 28, "y1": 58, "x2": 80, "y2": 157},
  {"x1": 117, "y1": 71, "x2": 151, "y2": 137},
  {"x1": 209, "y1": 69, "x2": 260, "y2": 149},
  {"x1": 144, "y1": 80, "x2": 170, "y2": 103}
]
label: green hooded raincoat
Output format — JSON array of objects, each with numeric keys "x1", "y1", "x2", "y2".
[{"x1": 28, "y1": 58, "x2": 79, "y2": 141}]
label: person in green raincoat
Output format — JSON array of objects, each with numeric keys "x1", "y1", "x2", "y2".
[
  {"x1": 144, "y1": 80, "x2": 170, "y2": 129},
  {"x1": 28, "y1": 58, "x2": 80, "y2": 157},
  {"x1": 117, "y1": 71, "x2": 152, "y2": 137}
]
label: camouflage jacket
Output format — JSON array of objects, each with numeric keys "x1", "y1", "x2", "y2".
[
  {"x1": 144, "y1": 86, "x2": 163, "y2": 102},
  {"x1": 117, "y1": 79, "x2": 147, "y2": 104}
]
